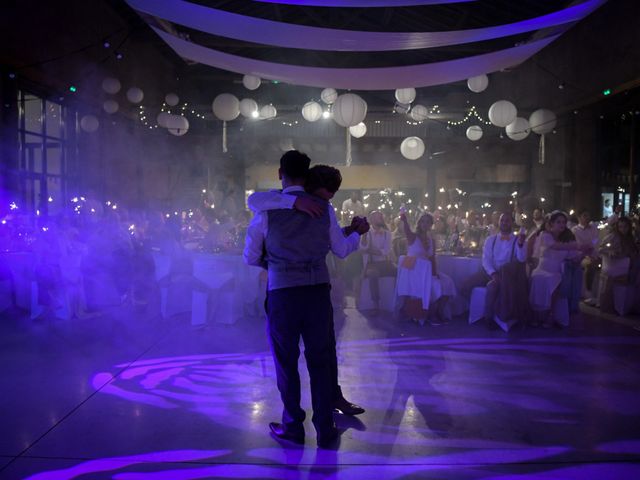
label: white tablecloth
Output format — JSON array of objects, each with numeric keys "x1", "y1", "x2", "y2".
[{"x1": 435, "y1": 254, "x2": 483, "y2": 315}]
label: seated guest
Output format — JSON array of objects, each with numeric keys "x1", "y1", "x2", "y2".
[
  {"x1": 391, "y1": 217, "x2": 408, "y2": 262},
  {"x1": 481, "y1": 213, "x2": 528, "y2": 329},
  {"x1": 571, "y1": 210, "x2": 599, "y2": 302},
  {"x1": 360, "y1": 211, "x2": 395, "y2": 313},
  {"x1": 598, "y1": 216, "x2": 640, "y2": 313},
  {"x1": 399, "y1": 212, "x2": 456, "y2": 324},
  {"x1": 529, "y1": 211, "x2": 586, "y2": 328}
]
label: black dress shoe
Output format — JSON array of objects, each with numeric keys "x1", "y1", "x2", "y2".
[
  {"x1": 317, "y1": 427, "x2": 341, "y2": 448},
  {"x1": 333, "y1": 396, "x2": 365, "y2": 416},
  {"x1": 269, "y1": 422, "x2": 304, "y2": 444}
]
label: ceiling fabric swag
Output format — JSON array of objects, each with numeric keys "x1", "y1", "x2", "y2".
[
  {"x1": 151, "y1": 26, "x2": 560, "y2": 90},
  {"x1": 128, "y1": 0, "x2": 604, "y2": 52}
]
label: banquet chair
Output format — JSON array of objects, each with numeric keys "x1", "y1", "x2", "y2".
[
  {"x1": 357, "y1": 276, "x2": 396, "y2": 312},
  {"x1": 468, "y1": 286, "x2": 520, "y2": 332}
]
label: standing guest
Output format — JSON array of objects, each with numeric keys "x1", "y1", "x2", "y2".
[
  {"x1": 532, "y1": 208, "x2": 545, "y2": 230},
  {"x1": 529, "y1": 211, "x2": 586, "y2": 328},
  {"x1": 399, "y1": 212, "x2": 456, "y2": 324},
  {"x1": 342, "y1": 191, "x2": 365, "y2": 219},
  {"x1": 391, "y1": 216, "x2": 408, "y2": 262},
  {"x1": 360, "y1": 211, "x2": 395, "y2": 314},
  {"x1": 432, "y1": 215, "x2": 448, "y2": 251},
  {"x1": 246, "y1": 158, "x2": 368, "y2": 429},
  {"x1": 481, "y1": 213, "x2": 528, "y2": 329},
  {"x1": 571, "y1": 210, "x2": 599, "y2": 302},
  {"x1": 487, "y1": 211, "x2": 501, "y2": 237},
  {"x1": 603, "y1": 198, "x2": 613, "y2": 218},
  {"x1": 598, "y1": 216, "x2": 640, "y2": 313}
]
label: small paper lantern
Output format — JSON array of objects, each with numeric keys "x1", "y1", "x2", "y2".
[
  {"x1": 332, "y1": 93, "x2": 367, "y2": 127},
  {"x1": 157, "y1": 112, "x2": 171, "y2": 128},
  {"x1": 126, "y1": 87, "x2": 144, "y2": 104},
  {"x1": 242, "y1": 74, "x2": 261, "y2": 90},
  {"x1": 239, "y1": 98, "x2": 258, "y2": 118},
  {"x1": 101, "y1": 77, "x2": 121, "y2": 94},
  {"x1": 467, "y1": 74, "x2": 489, "y2": 93},
  {"x1": 466, "y1": 125, "x2": 483, "y2": 141},
  {"x1": 410, "y1": 104, "x2": 429, "y2": 122},
  {"x1": 395, "y1": 88, "x2": 416, "y2": 104},
  {"x1": 506, "y1": 117, "x2": 531, "y2": 141},
  {"x1": 165, "y1": 93, "x2": 179, "y2": 106},
  {"x1": 102, "y1": 99, "x2": 119, "y2": 114},
  {"x1": 400, "y1": 136, "x2": 425, "y2": 160},
  {"x1": 349, "y1": 122, "x2": 367, "y2": 138},
  {"x1": 321, "y1": 88, "x2": 338, "y2": 104},
  {"x1": 302, "y1": 101, "x2": 323, "y2": 122},
  {"x1": 488, "y1": 100, "x2": 517, "y2": 127},
  {"x1": 529, "y1": 109, "x2": 557, "y2": 135},
  {"x1": 259, "y1": 104, "x2": 277, "y2": 119},
  {"x1": 212, "y1": 93, "x2": 240, "y2": 121},
  {"x1": 80, "y1": 115, "x2": 99, "y2": 133},
  {"x1": 166, "y1": 114, "x2": 189, "y2": 136}
]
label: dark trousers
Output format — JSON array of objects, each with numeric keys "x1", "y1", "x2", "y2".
[{"x1": 266, "y1": 284, "x2": 334, "y2": 436}]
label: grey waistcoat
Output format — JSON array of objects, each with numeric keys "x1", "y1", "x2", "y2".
[{"x1": 265, "y1": 191, "x2": 331, "y2": 290}]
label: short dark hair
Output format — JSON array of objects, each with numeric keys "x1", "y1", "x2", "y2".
[
  {"x1": 280, "y1": 150, "x2": 310, "y2": 180},
  {"x1": 305, "y1": 165, "x2": 342, "y2": 194}
]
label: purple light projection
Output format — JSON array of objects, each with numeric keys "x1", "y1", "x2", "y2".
[{"x1": 127, "y1": 0, "x2": 605, "y2": 52}]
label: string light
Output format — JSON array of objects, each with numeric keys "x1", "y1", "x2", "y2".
[{"x1": 446, "y1": 106, "x2": 493, "y2": 126}]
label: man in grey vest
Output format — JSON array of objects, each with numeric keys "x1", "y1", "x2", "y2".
[{"x1": 244, "y1": 151, "x2": 368, "y2": 447}]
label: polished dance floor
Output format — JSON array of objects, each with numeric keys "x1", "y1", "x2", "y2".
[{"x1": 1, "y1": 300, "x2": 640, "y2": 479}]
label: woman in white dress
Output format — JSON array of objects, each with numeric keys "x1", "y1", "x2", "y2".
[
  {"x1": 529, "y1": 211, "x2": 585, "y2": 327},
  {"x1": 400, "y1": 212, "x2": 456, "y2": 324}
]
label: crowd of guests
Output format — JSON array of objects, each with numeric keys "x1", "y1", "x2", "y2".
[{"x1": 0, "y1": 196, "x2": 252, "y2": 319}]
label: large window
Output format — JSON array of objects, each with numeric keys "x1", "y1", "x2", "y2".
[{"x1": 17, "y1": 91, "x2": 77, "y2": 215}]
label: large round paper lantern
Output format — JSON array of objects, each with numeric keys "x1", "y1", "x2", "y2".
[
  {"x1": 242, "y1": 74, "x2": 261, "y2": 90},
  {"x1": 102, "y1": 99, "x2": 119, "y2": 114},
  {"x1": 166, "y1": 115, "x2": 189, "y2": 136},
  {"x1": 400, "y1": 136, "x2": 425, "y2": 160},
  {"x1": 259, "y1": 104, "x2": 277, "y2": 119},
  {"x1": 239, "y1": 98, "x2": 258, "y2": 118},
  {"x1": 467, "y1": 74, "x2": 489, "y2": 93},
  {"x1": 212, "y1": 93, "x2": 240, "y2": 121},
  {"x1": 466, "y1": 125, "x2": 483, "y2": 141},
  {"x1": 101, "y1": 77, "x2": 121, "y2": 94},
  {"x1": 80, "y1": 115, "x2": 99, "y2": 133},
  {"x1": 506, "y1": 117, "x2": 531, "y2": 141},
  {"x1": 157, "y1": 112, "x2": 171, "y2": 128},
  {"x1": 529, "y1": 109, "x2": 557, "y2": 135},
  {"x1": 321, "y1": 88, "x2": 338, "y2": 105},
  {"x1": 488, "y1": 100, "x2": 517, "y2": 127},
  {"x1": 165, "y1": 93, "x2": 179, "y2": 106},
  {"x1": 349, "y1": 122, "x2": 367, "y2": 138},
  {"x1": 410, "y1": 104, "x2": 429, "y2": 121},
  {"x1": 302, "y1": 101, "x2": 323, "y2": 122},
  {"x1": 395, "y1": 88, "x2": 416, "y2": 104},
  {"x1": 332, "y1": 93, "x2": 367, "y2": 127},
  {"x1": 126, "y1": 87, "x2": 144, "y2": 104}
]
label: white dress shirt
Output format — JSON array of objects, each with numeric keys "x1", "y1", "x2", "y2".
[
  {"x1": 341, "y1": 198, "x2": 365, "y2": 217},
  {"x1": 482, "y1": 233, "x2": 527, "y2": 276},
  {"x1": 243, "y1": 187, "x2": 360, "y2": 267},
  {"x1": 572, "y1": 223, "x2": 598, "y2": 248},
  {"x1": 360, "y1": 229, "x2": 392, "y2": 262}
]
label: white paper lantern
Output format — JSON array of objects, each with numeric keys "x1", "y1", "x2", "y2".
[
  {"x1": 400, "y1": 136, "x2": 425, "y2": 160},
  {"x1": 302, "y1": 101, "x2": 323, "y2": 122},
  {"x1": 166, "y1": 114, "x2": 189, "y2": 136},
  {"x1": 101, "y1": 77, "x2": 121, "y2": 95},
  {"x1": 488, "y1": 100, "x2": 517, "y2": 127},
  {"x1": 165, "y1": 93, "x2": 179, "y2": 106},
  {"x1": 349, "y1": 122, "x2": 367, "y2": 138},
  {"x1": 529, "y1": 109, "x2": 557, "y2": 135},
  {"x1": 212, "y1": 93, "x2": 240, "y2": 121},
  {"x1": 126, "y1": 87, "x2": 144, "y2": 104},
  {"x1": 410, "y1": 104, "x2": 429, "y2": 121},
  {"x1": 242, "y1": 74, "x2": 261, "y2": 90},
  {"x1": 260, "y1": 104, "x2": 277, "y2": 119},
  {"x1": 321, "y1": 88, "x2": 338, "y2": 105},
  {"x1": 332, "y1": 93, "x2": 367, "y2": 127},
  {"x1": 395, "y1": 88, "x2": 416, "y2": 104},
  {"x1": 466, "y1": 125, "x2": 483, "y2": 141},
  {"x1": 506, "y1": 117, "x2": 531, "y2": 141},
  {"x1": 102, "y1": 99, "x2": 119, "y2": 114},
  {"x1": 467, "y1": 74, "x2": 489, "y2": 93},
  {"x1": 239, "y1": 98, "x2": 258, "y2": 118},
  {"x1": 80, "y1": 115, "x2": 99, "y2": 133},
  {"x1": 157, "y1": 112, "x2": 171, "y2": 128}
]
